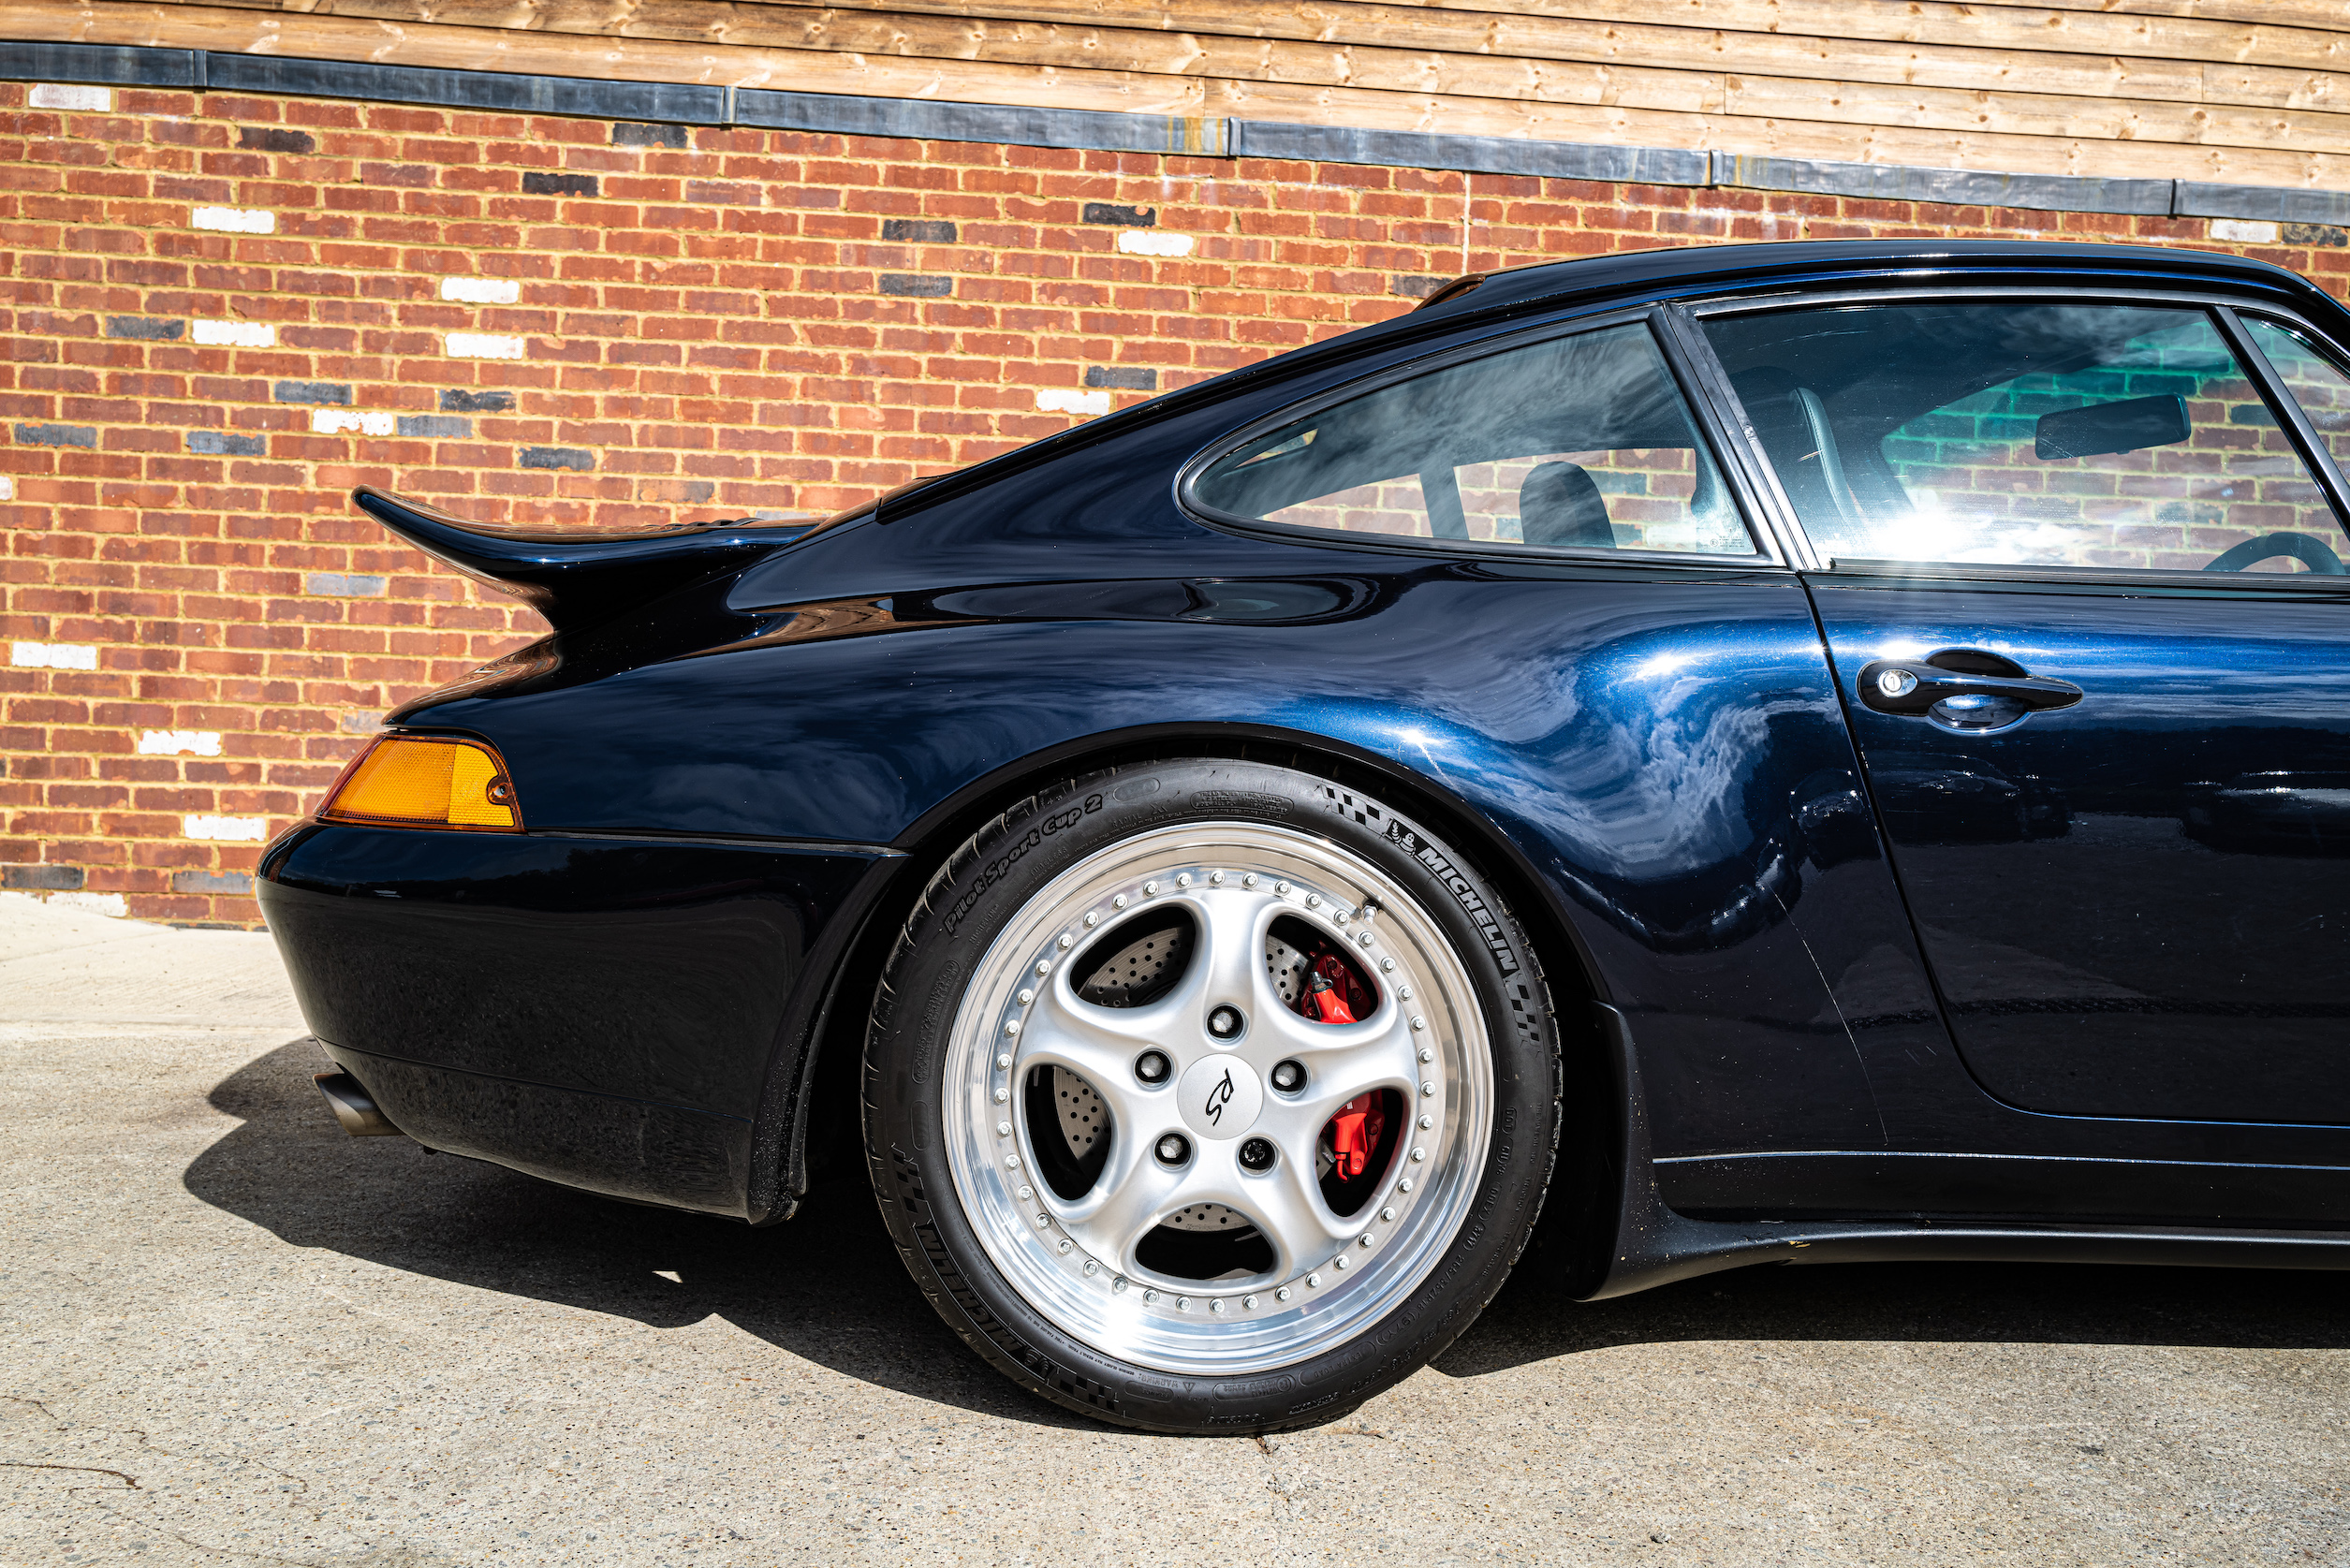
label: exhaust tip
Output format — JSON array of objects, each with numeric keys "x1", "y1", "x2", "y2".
[{"x1": 314, "y1": 1071, "x2": 404, "y2": 1137}]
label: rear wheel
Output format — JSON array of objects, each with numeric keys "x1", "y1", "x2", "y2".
[{"x1": 863, "y1": 758, "x2": 1560, "y2": 1432}]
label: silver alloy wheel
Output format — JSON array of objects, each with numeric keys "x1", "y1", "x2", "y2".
[{"x1": 942, "y1": 821, "x2": 1493, "y2": 1376}]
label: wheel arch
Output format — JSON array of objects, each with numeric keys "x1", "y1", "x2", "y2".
[{"x1": 762, "y1": 721, "x2": 1624, "y2": 1286}]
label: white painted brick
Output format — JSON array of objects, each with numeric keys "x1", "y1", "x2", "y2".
[
  {"x1": 1118, "y1": 229, "x2": 1195, "y2": 256},
  {"x1": 10, "y1": 641, "x2": 97, "y2": 670},
  {"x1": 49, "y1": 891, "x2": 127, "y2": 917},
  {"x1": 191, "y1": 206, "x2": 276, "y2": 234},
  {"x1": 446, "y1": 331, "x2": 526, "y2": 359},
  {"x1": 441, "y1": 276, "x2": 521, "y2": 305},
  {"x1": 30, "y1": 83, "x2": 110, "y2": 111},
  {"x1": 1036, "y1": 388, "x2": 1112, "y2": 417},
  {"x1": 2210, "y1": 219, "x2": 2281, "y2": 244},
  {"x1": 191, "y1": 319, "x2": 277, "y2": 347},
  {"x1": 310, "y1": 409, "x2": 397, "y2": 435},
  {"x1": 0, "y1": 476, "x2": 13, "y2": 501},
  {"x1": 137, "y1": 729, "x2": 224, "y2": 757},
  {"x1": 184, "y1": 815, "x2": 269, "y2": 843}
]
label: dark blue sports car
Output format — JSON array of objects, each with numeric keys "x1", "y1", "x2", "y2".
[{"x1": 262, "y1": 239, "x2": 2350, "y2": 1434}]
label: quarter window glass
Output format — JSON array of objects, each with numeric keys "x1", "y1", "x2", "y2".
[
  {"x1": 1190, "y1": 322, "x2": 1754, "y2": 556},
  {"x1": 2246, "y1": 318, "x2": 2350, "y2": 477},
  {"x1": 1702, "y1": 303, "x2": 2350, "y2": 575}
]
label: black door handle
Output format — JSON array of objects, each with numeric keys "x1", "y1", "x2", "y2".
[{"x1": 1856, "y1": 649, "x2": 2082, "y2": 734}]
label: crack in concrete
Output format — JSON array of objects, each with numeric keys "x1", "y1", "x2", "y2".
[{"x1": 0, "y1": 1459, "x2": 140, "y2": 1488}]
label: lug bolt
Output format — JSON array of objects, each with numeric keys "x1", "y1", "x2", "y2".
[
  {"x1": 1270, "y1": 1059, "x2": 1304, "y2": 1092},
  {"x1": 1239, "y1": 1136, "x2": 1277, "y2": 1173},
  {"x1": 1156, "y1": 1133, "x2": 1191, "y2": 1165},
  {"x1": 1208, "y1": 1004, "x2": 1244, "y2": 1040},
  {"x1": 1135, "y1": 1050, "x2": 1171, "y2": 1085}
]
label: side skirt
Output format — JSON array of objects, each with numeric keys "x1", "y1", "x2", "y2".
[{"x1": 1580, "y1": 1004, "x2": 2350, "y2": 1300}]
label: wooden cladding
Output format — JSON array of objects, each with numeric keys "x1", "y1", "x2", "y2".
[{"x1": 27, "y1": 0, "x2": 2350, "y2": 187}]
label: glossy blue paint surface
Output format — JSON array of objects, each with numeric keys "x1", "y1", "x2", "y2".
[{"x1": 257, "y1": 239, "x2": 2350, "y2": 1243}]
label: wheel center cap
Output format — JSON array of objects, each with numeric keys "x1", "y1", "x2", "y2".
[{"x1": 1176, "y1": 1053, "x2": 1264, "y2": 1140}]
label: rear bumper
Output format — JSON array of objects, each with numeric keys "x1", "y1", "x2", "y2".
[{"x1": 258, "y1": 823, "x2": 889, "y2": 1217}]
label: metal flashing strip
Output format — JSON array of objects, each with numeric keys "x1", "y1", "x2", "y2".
[
  {"x1": 1228, "y1": 120, "x2": 1709, "y2": 186},
  {"x1": 1710, "y1": 151, "x2": 2174, "y2": 217},
  {"x1": 737, "y1": 87, "x2": 1227, "y2": 156},
  {"x1": 6, "y1": 40, "x2": 2345, "y2": 232}
]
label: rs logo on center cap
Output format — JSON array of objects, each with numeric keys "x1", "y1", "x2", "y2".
[{"x1": 1176, "y1": 1054, "x2": 1263, "y2": 1139}]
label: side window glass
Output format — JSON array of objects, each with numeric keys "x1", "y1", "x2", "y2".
[
  {"x1": 1190, "y1": 322, "x2": 1755, "y2": 557},
  {"x1": 2245, "y1": 318, "x2": 2350, "y2": 478},
  {"x1": 1702, "y1": 303, "x2": 2350, "y2": 576}
]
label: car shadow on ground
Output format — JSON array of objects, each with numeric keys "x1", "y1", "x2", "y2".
[{"x1": 186, "y1": 1040, "x2": 2348, "y2": 1429}]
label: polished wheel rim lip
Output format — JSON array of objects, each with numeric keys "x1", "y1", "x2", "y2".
[{"x1": 943, "y1": 820, "x2": 1493, "y2": 1377}]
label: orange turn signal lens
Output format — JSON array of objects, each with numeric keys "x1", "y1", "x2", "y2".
[{"x1": 321, "y1": 736, "x2": 521, "y2": 831}]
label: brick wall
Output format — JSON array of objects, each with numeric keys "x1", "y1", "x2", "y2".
[{"x1": 6, "y1": 80, "x2": 2349, "y2": 927}]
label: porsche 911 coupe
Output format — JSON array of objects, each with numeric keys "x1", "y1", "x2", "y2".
[{"x1": 263, "y1": 239, "x2": 2350, "y2": 1434}]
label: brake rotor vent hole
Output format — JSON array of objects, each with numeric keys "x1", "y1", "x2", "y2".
[{"x1": 1078, "y1": 913, "x2": 1193, "y2": 1007}]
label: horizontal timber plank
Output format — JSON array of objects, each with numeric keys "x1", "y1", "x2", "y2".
[
  {"x1": 20, "y1": 0, "x2": 2350, "y2": 192},
  {"x1": 147, "y1": 0, "x2": 2350, "y2": 156}
]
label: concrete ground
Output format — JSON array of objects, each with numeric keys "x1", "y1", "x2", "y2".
[{"x1": 0, "y1": 896, "x2": 2343, "y2": 1567}]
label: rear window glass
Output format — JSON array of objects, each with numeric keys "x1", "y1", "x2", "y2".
[{"x1": 1189, "y1": 322, "x2": 1755, "y2": 557}]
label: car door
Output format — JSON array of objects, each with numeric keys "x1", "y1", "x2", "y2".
[{"x1": 1692, "y1": 289, "x2": 2350, "y2": 1127}]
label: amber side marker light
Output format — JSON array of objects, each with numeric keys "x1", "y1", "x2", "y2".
[{"x1": 320, "y1": 736, "x2": 521, "y2": 831}]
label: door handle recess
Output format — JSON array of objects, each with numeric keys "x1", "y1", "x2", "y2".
[{"x1": 1856, "y1": 649, "x2": 2083, "y2": 734}]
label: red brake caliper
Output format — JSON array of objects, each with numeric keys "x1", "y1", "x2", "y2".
[{"x1": 1303, "y1": 966, "x2": 1385, "y2": 1179}]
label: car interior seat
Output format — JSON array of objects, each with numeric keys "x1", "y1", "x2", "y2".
[{"x1": 1519, "y1": 461, "x2": 1616, "y2": 550}]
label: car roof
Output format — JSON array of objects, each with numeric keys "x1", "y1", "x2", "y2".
[{"x1": 1405, "y1": 238, "x2": 2328, "y2": 326}]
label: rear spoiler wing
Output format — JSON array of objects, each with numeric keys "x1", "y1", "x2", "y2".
[{"x1": 352, "y1": 487, "x2": 813, "y2": 632}]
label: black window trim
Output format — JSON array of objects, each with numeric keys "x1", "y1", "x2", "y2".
[
  {"x1": 1679, "y1": 283, "x2": 2350, "y2": 595},
  {"x1": 1173, "y1": 302, "x2": 1788, "y2": 572}
]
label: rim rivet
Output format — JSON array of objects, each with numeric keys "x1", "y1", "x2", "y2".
[
  {"x1": 1358, "y1": 931, "x2": 1373, "y2": 947},
  {"x1": 997, "y1": 1052, "x2": 1013, "y2": 1069},
  {"x1": 1244, "y1": 1294, "x2": 1258, "y2": 1310},
  {"x1": 1305, "y1": 892, "x2": 1321, "y2": 908},
  {"x1": 1210, "y1": 870, "x2": 1225, "y2": 885},
  {"x1": 1113, "y1": 894, "x2": 1128, "y2": 910},
  {"x1": 994, "y1": 1087, "x2": 1009, "y2": 1103},
  {"x1": 1276, "y1": 1286, "x2": 1292, "y2": 1302},
  {"x1": 1114, "y1": 1276, "x2": 1128, "y2": 1293},
  {"x1": 1306, "y1": 1272, "x2": 1321, "y2": 1288},
  {"x1": 996, "y1": 1121, "x2": 1012, "y2": 1136},
  {"x1": 1418, "y1": 1048, "x2": 1433, "y2": 1063},
  {"x1": 1036, "y1": 960, "x2": 1052, "y2": 975},
  {"x1": 1056, "y1": 1238, "x2": 1073, "y2": 1253},
  {"x1": 1005, "y1": 1020, "x2": 1021, "y2": 1036},
  {"x1": 1380, "y1": 1206, "x2": 1396, "y2": 1222},
  {"x1": 1058, "y1": 933, "x2": 1074, "y2": 949},
  {"x1": 1378, "y1": 957, "x2": 1394, "y2": 971},
  {"x1": 1178, "y1": 1297, "x2": 1193, "y2": 1312},
  {"x1": 1410, "y1": 1017, "x2": 1425, "y2": 1032},
  {"x1": 1421, "y1": 1080, "x2": 1436, "y2": 1096},
  {"x1": 1410, "y1": 1146, "x2": 1427, "y2": 1162},
  {"x1": 1018, "y1": 989, "x2": 1035, "y2": 1005},
  {"x1": 1143, "y1": 881, "x2": 1158, "y2": 896},
  {"x1": 1335, "y1": 1255, "x2": 1349, "y2": 1270},
  {"x1": 1359, "y1": 1233, "x2": 1374, "y2": 1248},
  {"x1": 1211, "y1": 1298, "x2": 1226, "y2": 1314},
  {"x1": 1144, "y1": 1288, "x2": 1158, "y2": 1303},
  {"x1": 1418, "y1": 1113, "x2": 1433, "y2": 1130},
  {"x1": 1036, "y1": 1213, "x2": 1050, "y2": 1226},
  {"x1": 1177, "y1": 872, "x2": 1193, "y2": 887},
  {"x1": 1242, "y1": 873, "x2": 1258, "y2": 888},
  {"x1": 1006, "y1": 1153, "x2": 1021, "y2": 1167},
  {"x1": 1085, "y1": 911, "x2": 1100, "y2": 927},
  {"x1": 1400, "y1": 985, "x2": 1414, "y2": 1000},
  {"x1": 1398, "y1": 1177, "x2": 1413, "y2": 1193},
  {"x1": 1083, "y1": 1258, "x2": 1099, "y2": 1275},
  {"x1": 1018, "y1": 1185, "x2": 1034, "y2": 1200},
  {"x1": 1275, "y1": 880, "x2": 1291, "y2": 895},
  {"x1": 1334, "y1": 911, "x2": 1348, "y2": 925}
]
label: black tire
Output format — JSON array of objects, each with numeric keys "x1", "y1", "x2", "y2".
[{"x1": 862, "y1": 757, "x2": 1561, "y2": 1434}]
